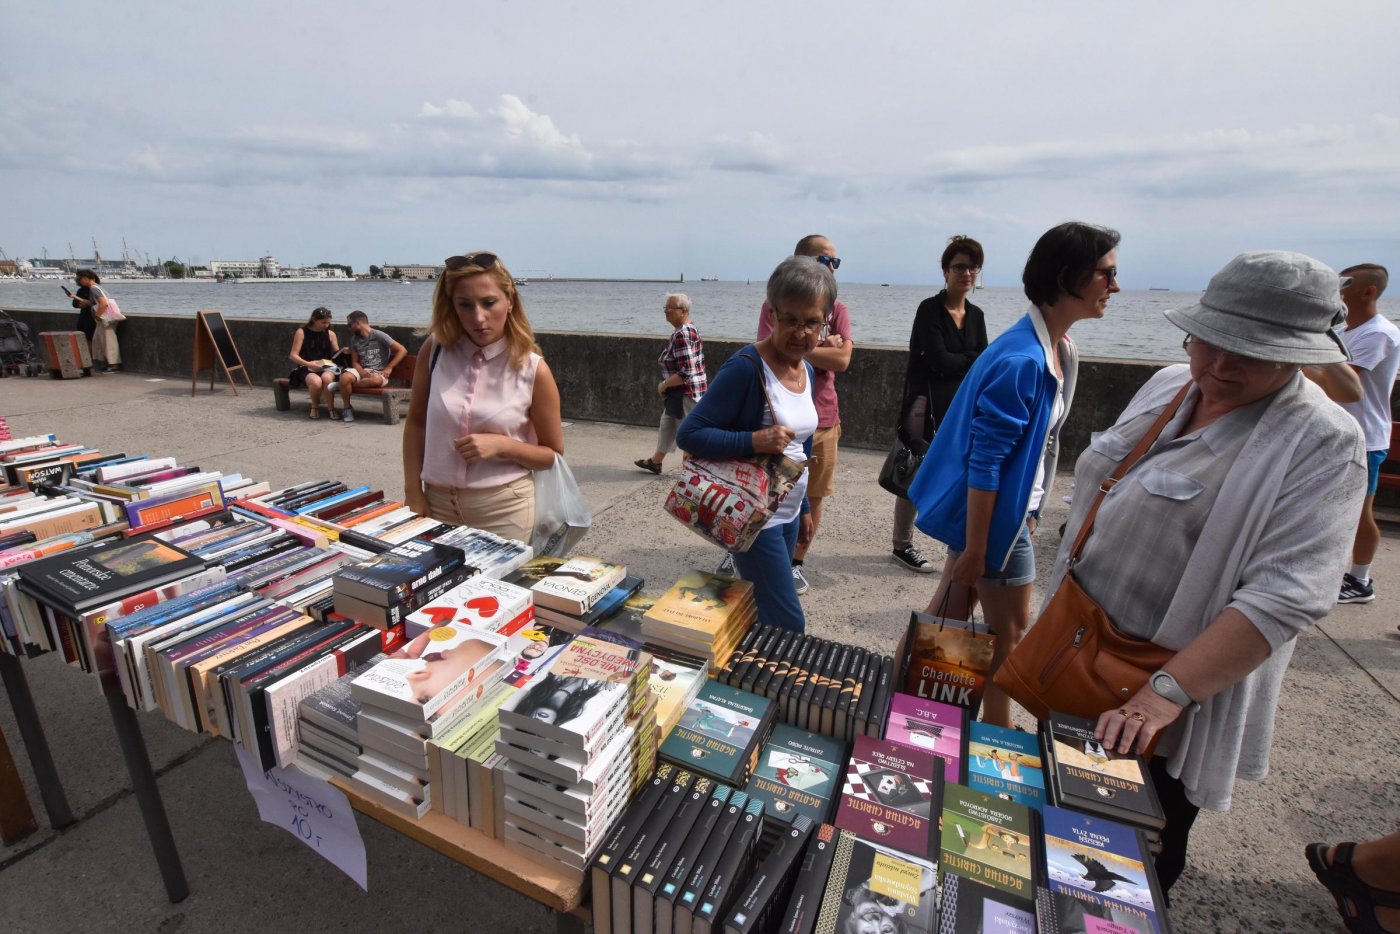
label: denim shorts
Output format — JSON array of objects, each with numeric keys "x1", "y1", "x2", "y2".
[
  {"x1": 1366, "y1": 449, "x2": 1388, "y2": 496},
  {"x1": 950, "y1": 522, "x2": 1036, "y2": 588}
]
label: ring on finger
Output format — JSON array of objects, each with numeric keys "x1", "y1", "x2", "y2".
[
  {"x1": 1129, "y1": 712, "x2": 1145, "y2": 721},
  {"x1": 1118, "y1": 709, "x2": 1130, "y2": 717}
]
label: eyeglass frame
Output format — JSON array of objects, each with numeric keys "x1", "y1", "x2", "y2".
[
  {"x1": 948, "y1": 262, "x2": 982, "y2": 275},
  {"x1": 1095, "y1": 265, "x2": 1118, "y2": 283},
  {"x1": 771, "y1": 302, "x2": 831, "y2": 337},
  {"x1": 1182, "y1": 335, "x2": 1285, "y2": 369}
]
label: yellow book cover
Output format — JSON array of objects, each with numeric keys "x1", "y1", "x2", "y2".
[{"x1": 643, "y1": 571, "x2": 754, "y2": 638}]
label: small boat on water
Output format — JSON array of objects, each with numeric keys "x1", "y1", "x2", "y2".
[
  {"x1": 699, "y1": 275, "x2": 719, "y2": 282},
  {"x1": 514, "y1": 277, "x2": 528, "y2": 286}
]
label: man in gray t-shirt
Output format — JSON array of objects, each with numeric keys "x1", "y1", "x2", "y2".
[{"x1": 333, "y1": 310, "x2": 407, "y2": 422}]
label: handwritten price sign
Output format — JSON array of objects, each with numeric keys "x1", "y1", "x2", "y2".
[{"x1": 235, "y1": 745, "x2": 368, "y2": 889}]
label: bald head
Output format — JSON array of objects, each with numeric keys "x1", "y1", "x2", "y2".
[{"x1": 794, "y1": 234, "x2": 834, "y2": 257}]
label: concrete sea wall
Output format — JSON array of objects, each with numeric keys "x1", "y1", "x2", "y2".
[{"x1": 0, "y1": 306, "x2": 1179, "y2": 465}]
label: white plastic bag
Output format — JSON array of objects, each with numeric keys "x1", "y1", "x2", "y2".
[{"x1": 532, "y1": 454, "x2": 591, "y2": 557}]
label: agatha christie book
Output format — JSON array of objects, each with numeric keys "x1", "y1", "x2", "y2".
[
  {"x1": 883, "y1": 692, "x2": 967, "y2": 785},
  {"x1": 812, "y1": 830, "x2": 937, "y2": 934},
  {"x1": 1041, "y1": 712, "x2": 1166, "y2": 833},
  {"x1": 659, "y1": 680, "x2": 776, "y2": 787},
  {"x1": 939, "y1": 873, "x2": 1037, "y2": 934},
  {"x1": 967, "y1": 720, "x2": 1046, "y2": 811},
  {"x1": 1040, "y1": 805, "x2": 1169, "y2": 934},
  {"x1": 938, "y1": 783, "x2": 1036, "y2": 902},
  {"x1": 833, "y1": 735, "x2": 944, "y2": 864},
  {"x1": 744, "y1": 724, "x2": 845, "y2": 828}
]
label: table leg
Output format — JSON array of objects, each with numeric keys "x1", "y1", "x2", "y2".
[
  {"x1": 555, "y1": 911, "x2": 588, "y2": 934},
  {"x1": 0, "y1": 720, "x2": 38, "y2": 844},
  {"x1": 104, "y1": 690, "x2": 189, "y2": 904},
  {"x1": 0, "y1": 652, "x2": 75, "y2": 829}
]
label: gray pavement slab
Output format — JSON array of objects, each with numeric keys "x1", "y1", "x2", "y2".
[{"x1": 1, "y1": 371, "x2": 1396, "y2": 933}]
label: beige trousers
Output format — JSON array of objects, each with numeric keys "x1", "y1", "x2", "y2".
[
  {"x1": 425, "y1": 474, "x2": 535, "y2": 544},
  {"x1": 91, "y1": 319, "x2": 121, "y2": 365}
]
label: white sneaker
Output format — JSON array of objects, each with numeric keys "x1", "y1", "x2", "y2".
[
  {"x1": 341, "y1": 408, "x2": 355, "y2": 423},
  {"x1": 792, "y1": 564, "x2": 810, "y2": 595},
  {"x1": 716, "y1": 553, "x2": 737, "y2": 578}
]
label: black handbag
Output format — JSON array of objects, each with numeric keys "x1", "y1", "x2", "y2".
[
  {"x1": 878, "y1": 425, "x2": 928, "y2": 499},
  {"x1": 663, "y1": 386, "x2": 686, "y2": 419}
]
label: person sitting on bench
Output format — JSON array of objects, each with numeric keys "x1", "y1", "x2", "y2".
[
  {"x1": 288, "y1": 307, "x2": 340, "y2": 420},
  {"x1": 334, "y1": 310, "x2": 407, "y2": 423}
]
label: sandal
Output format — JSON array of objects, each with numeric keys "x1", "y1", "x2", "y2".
[
  {"x1": 328, "y1": 406, "x2": 342, "y2": 421},
  {"x1": 1306, "y1": 842, "x2": 1400, "y2": 933},
  {"x1": 634, "y1": 458, "x2": 662, "y2": 475},
  {"x1": 308, "y1": 406, "x2": 320, "y2": 420}
]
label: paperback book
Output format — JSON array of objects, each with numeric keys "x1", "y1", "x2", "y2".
[
  {"x1": 349, "y1": 623, "x2": 508, "y2": 720},
  {"x1": 529, "y1": 555, "x2": 627, "y2": 616},
  {"x1": 497, "y1": 633, "x2": 647, "y2": 749},
  {"x1": 332, "y1": 538, "x2": 468, "y2": 606}
]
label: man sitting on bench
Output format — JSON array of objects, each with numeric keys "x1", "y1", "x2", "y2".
[{"x1": 334, "y1": 310, "x2": 407, "y2": 422}]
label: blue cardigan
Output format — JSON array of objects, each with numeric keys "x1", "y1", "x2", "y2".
[
  {"x1": 908, "y1": 312, "x2": 1074, "y2": 568},
  {"x1": 676, "y1": 345, "x2": 814, "y2": 515}
]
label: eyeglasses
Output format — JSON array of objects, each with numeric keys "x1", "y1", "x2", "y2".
[
  {"x1": 1182, "y1": 335, "x2": 1282, "y2": 368},
  {"x1": 1096, "y1": 266, "x2": 1118, "y2": 283},
  {"x1": 948, "y1": 263, "x2": 982, "y2": 275},
  {"x1": 773, "y1": 306, "x2": 829, "y2": 335},
  {"x1": 443, "y1": 252, "x2": 499, "y2": 272},
  {"x1": 815, "y1": 255, "x2": 841, "y2": 271}
]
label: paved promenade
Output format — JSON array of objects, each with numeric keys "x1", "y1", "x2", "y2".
[{"x1": 1, "y1": 373, "x2": 1396, "y2": 933}]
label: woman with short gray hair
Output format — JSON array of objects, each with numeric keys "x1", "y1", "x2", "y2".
[
  {"x1": 676, "y1": 256, "x2": 831, "y2": 632},
  {"x1": 635, "y1": 293, "x2": 707, "y2": 473}
]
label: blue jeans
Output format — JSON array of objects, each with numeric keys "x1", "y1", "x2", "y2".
[{"x1": 732, "y1": 516, "x2": 805, "y2": 633}]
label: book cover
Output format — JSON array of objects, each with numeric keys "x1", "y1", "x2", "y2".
[
  {"x1": 653, "y1": 781, "x2": 733, "y2": 932},
  {"x1": 883, "y1": 692, "x2": 966, "y2": 785},
  {"x1": 866, "y1": 656, "x2": 895, "y2": 738},
  {"x1": 833, "y1": 735, "x2": 943, "y2": 863},
  {"x1": 333, "y1": 564, "x2": 476, "y2": 631},
  {"x1": 632, "y1": 774, "x2": 720, "y2": 933},
  {"x1": 939, "y1": 783, "x2": 1036, "y2": 901},
  {"x1": 349, "y1": 623, "x2": 507, "y2": 720},
  {"x1": 529, "y1": 555, "x2": 626, "y2": 616},
  {"x1": 938, "y1": 874, "x2": 1037, "y2": 934},
  {"x1": 659, "y1": 680, "x2": 775, "y2": 787},
  {"x1": 590, "y1": 764, "x2": 680, "y2": 934},
  {"x1": 813, "y1": 830, "x2": 937, "y2": 934},
  {"x1": 535, "y1": 573, "x2": 643, "y2": 633},
  {"x1": 1042, "y1": 713, "x2": 1166, "y2": 832},
  {"x1": 497, "y1": 633, "x2": 645, "y2": 748},
  {"x1": 1041, "y1": 805, "x2": 1167, "y2": 934},
  {"x1": 691, "y1": 796, "x2": 765, "y2": 932},
  {"x1": 967, "y1": 720, "x2": 1046, "y2": 811},
  {"x1": 744, "y1": 724, "x2": 845, "y2": 828},
  {"x1": 897, "y1": 611, "x2": 995, "y2": 715},
  {"x1": 723, "y1": 813, "x2": 815, "y2": 934},
  {"x1": 648, "y1": 646, "x2": 708, "y2": 737},
  {"x1": 644, "y1": 570, "x2": 754, "y2": 638},
  {"x1": 612, "y1": 770, "x2": 697, "y2": 932},
  {"x1": 674, "y1": 790, "x2": 749, "y2": 930},
  {"x1": 17, "y1": 535, "x2": 204, "y2": 614},
  {"x1": 775, "y1": 822, "x2": 838, "y2": 934},
  {"x1": 333, "y1": 538, "x2": 468, "y2": 606},
  {"x1": 719, "y1": 622, "x2": 768, "y2": 687},
  {"x1": 404, "y1": 575, "x2": 533, "y2": 636}
]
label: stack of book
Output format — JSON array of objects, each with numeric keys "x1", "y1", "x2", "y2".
[
  {"x1": 744, "y1": 723, "x2": 845, "y2": 859},
  {"x1": 296, "y1": 655, "x2": 384, "y2": 779},
  {"x1": 659, "y1": 680, "x2": 777, "y2": 790},
  {"x1": 719, "y1": 623, "x2": 895, "y2": 741},
  {"x1": 331, "y1": 538, "x2": 473, "y2": 630},
  {"x1": 1040, "y1": 712, "x2": 1166, "y2": 851},
  {"x1": 429, "y1": 524, "x2": 533, "y2": 580},
  {"x1": 495, "y1": 632, "x2": 658, "y2": 878},
  {"x1": 428, "y1": 680, "x2": 515, "y2": 831},
  {"x1": 642, "y1": 570, "x2": 756, "y2": 669},
  {"x1": 403, "y1": 575, "x2": 534, "y2": 641},
  {"x1": 503, "y1": 554, "x2": 642, "y2": 634},
  {"x1": 348, "y1": 621, "x2": 511, "y2": 817},
  {"x1": 1036, "y1": 804, "x2": 1172, "y2": 933}
]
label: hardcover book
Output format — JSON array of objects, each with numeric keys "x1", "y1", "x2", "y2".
[
  {"x1": 812, "y1": 830, "x2": 937, "y2": 934},
  {"x1": 1041, "y1": 713, "x2": 1166, "y2": 833},
  {"x1": 775, "y1": 822, "x2": 838, "y2": 934},
  {"x1": 967, "y1": 720, "x2": 1046, "y2": 811},
  {"x1": 938, "y1": 783, "x2": 1036, "y2": 902},
  {"x1": 659, "y1": 680, "x2": 776, "y2": 787},
  {"x1": 349, "y1": 623, "x2": 507, "y2": 720},
  {"x1": 529, "y1": 555, "x2": 627, "y2": 616},
  {"x1": 332, "y1": 538, "x2": 468, "y2": 606},
  {"x1": 722, "y1": 813, "x2": 815, "y2": 934},
  {"x1": 673, "y1": 790, "x2": 749, "y2": 933},
  {"x1": 632, "y1": 775, "x2": 719, "y2": 934},
  {"x1": 833, "y1": 735, "x2": 943, "y2": 864},
  {"x1": 744, "y1": 724, "x2": 845, "y2": 828},
  {"x1": 690, "y1": 796, "x2": 765, "y2": 934},
  {"x1": 653, "y1": 782, "x2": 733, "y2": 934},
  {"x1": 883, "y1": 692, "x2": 966, "y2": 785},
  {"x1": 1040, "y1": 805, "x2": 1168, "y2": 934},
  {"x1": 938, "y1": 874, "x2": 1037, "y2": 934},
  {"x1": 896, "y1": 611, "x2": 995, "y2": 716}
]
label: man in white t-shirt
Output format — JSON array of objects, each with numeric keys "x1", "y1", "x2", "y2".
[{"x1": 1336, "y1": 263, "x2": 1398, "y2": 604}]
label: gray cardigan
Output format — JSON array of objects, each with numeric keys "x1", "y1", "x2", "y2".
[{"x1": 1044, "y1": 364, "x2": 1366, "y2": 810}]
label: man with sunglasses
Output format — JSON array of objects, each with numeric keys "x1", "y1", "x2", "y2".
[{"x1": 734, "y1": 234, "x2": 853, "y2": 595}]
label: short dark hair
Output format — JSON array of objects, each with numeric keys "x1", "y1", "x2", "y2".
[
  {"x1": 347, "y1": 309, "x2": 369, "y2": 324},
  {"x1": 941, "y1": 235, "x2": 984, "y2": 271},
  {"x1": 75, "y1": 268, "x2": 100, "y2": 283},
  {"x1": 1022, "y1": 222, "x2": 1121, "y2": 307},
  {"x1": 793, "y1": 234, "x2": 831, "y2": 257},
  {"x1": 1341, "y1": 263, "x2": 1389, "y2": 297}
]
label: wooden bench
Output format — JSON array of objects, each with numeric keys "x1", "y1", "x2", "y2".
[{"x1": 273, "y1": 355, "x2": 416, "y2": 425}]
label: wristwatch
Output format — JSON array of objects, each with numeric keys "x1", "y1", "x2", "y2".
[{"x1": 1149, "y1": 670, "x2": 1199, "y2": 712}]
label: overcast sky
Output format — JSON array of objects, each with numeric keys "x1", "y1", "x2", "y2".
[{"x1": 3, "y1": 0, "x2": 1397, "y2": 287}]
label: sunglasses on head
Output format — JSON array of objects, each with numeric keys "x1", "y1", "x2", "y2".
[
  {"x1": 443, "y1": 252, "x2": 499, "y2": 272},
  {"x1": 815, "y1": 255, "x2": 841, "y2": 271}
]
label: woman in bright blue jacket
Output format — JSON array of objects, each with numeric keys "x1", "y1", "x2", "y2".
[
  {"x1": 908, "y1": 221, "x2": 1120, "y2": 726},
  {"x1": 677, "y1": 256, "x2": 828, "y2": 633}
]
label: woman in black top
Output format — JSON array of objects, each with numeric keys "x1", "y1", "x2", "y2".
[
  {"x1": 287, "y1": 307, "x2": 340, "y2": 419},
  {"x1": 891, "y1": 236, "x2": 989, "y2": 572}
]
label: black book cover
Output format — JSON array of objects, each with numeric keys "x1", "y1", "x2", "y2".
[
  {"x1": 590, "y1": 763, "x2": 679, "y2": 934},
  {"x1": 750, "y1": 629, "x2": 795, "y2": 698},
  {"x1": 835, "y1": 648, "x2": 867, "y2": 741},
  {"x1": 734, "y1": 624, "x2": 780, "y2": 693},
  {"x1": 819, "y1": 644, "x2": 853, "y2": 737},
  {"x1": 244, "y1": 624, "x2": 367, "y2": 767},
  {"x1": 774, "y1": 635, "x2": 816, "y2": 711},
  {"x1": 211, "y1": 617, "x2": 347, "y2": 731},
  {"x1": 1041, "y1": 712, "x2": 1166, "y2": 832},
  {"x1": 723, "y1": 814, "x2": 815, "y2": 934},
  {"x1": 722, "y1": 623, "x2": 769, "y2": 687},
  {"x1": 654, "y1": 782, "x2": 734, "y2": 932},
  {"x1": 809, "y1": 642, "x2": 843, "y2": 736},
  {"x1": 775, "y1": 822, "x2": 839, "y2": 934},
  {"x1": 336, "y1": 527, "x2": 394, "y2": 554},
  {"x1": 222, "y1": 535, "x2": 303, "y2": 572},
  {"x1": 794, "y1": 640, "x2": 831, "y2": 731},
  {"x1": 613, "y1": 771, "x2": 697, "y2": 933},
  {"x1": 853, "y1": 652, "x2": 881, "y2": 740},
  {"x1": 16, "y1": 534, "x2": 204, "y2": 614},
  {"x1": 814, "y1": 829, "x2": 937, "y2": 934},
  {"x1": 767, "y1": 634, "x2": 808, "y2": 702},
  {"x1": 781, "y1": 637, "x2": 819, "y2": 726},
  {"x1": 692, "y1": 796, "x2": 765, "y2": 932},
  {"x1": 278, "y1": 482, "x2": 348, "y2": 513},
  {"x1": 674, "y1": 790, "x2": 750, "y2": 929},
  {"x1": 335, "y1": 564, "x2": 476, "y2": 628},
  {"x1": 633, "y1": 775, "x2": 719, "y2": 934},
  {"x1": 866, "y1": 656, "x2": 895, "y2": 738},
  {"x1": 333, "y1": 538, "x2": 467, "y2": 606}
]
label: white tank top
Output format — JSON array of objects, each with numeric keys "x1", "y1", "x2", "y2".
[{"x1": 758, "y1": 358, "x2": 818, "y2": 527}]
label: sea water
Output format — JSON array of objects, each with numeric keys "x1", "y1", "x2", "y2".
[{"x1": 4, "y1": 279, "x2": 1395, "y2": 363}]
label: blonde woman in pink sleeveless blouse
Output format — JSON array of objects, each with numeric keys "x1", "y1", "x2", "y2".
[{"x1": 402, "y1": 252, "x2": 564, "y2": 542}]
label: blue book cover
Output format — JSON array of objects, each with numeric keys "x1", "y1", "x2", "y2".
[
  {"x1": 967, "y1": 720, "x2": 1046, "y2": 810},
  {"x1": 1041, "y1": 805, "x2": 1165, "y2": 934}
]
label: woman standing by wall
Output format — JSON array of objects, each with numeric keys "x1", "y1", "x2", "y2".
[{"x1": 71, "y1": 269, "x2": 121, "y2": 372}]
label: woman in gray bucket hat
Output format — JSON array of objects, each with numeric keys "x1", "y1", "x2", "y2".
[{"x1": 1038, "y1": 251, "x2": 1367, "y2": 895}]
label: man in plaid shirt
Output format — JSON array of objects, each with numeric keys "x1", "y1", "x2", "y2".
[{"x1": 635, "y1": 293, "x2": 707, "y2": 473}]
